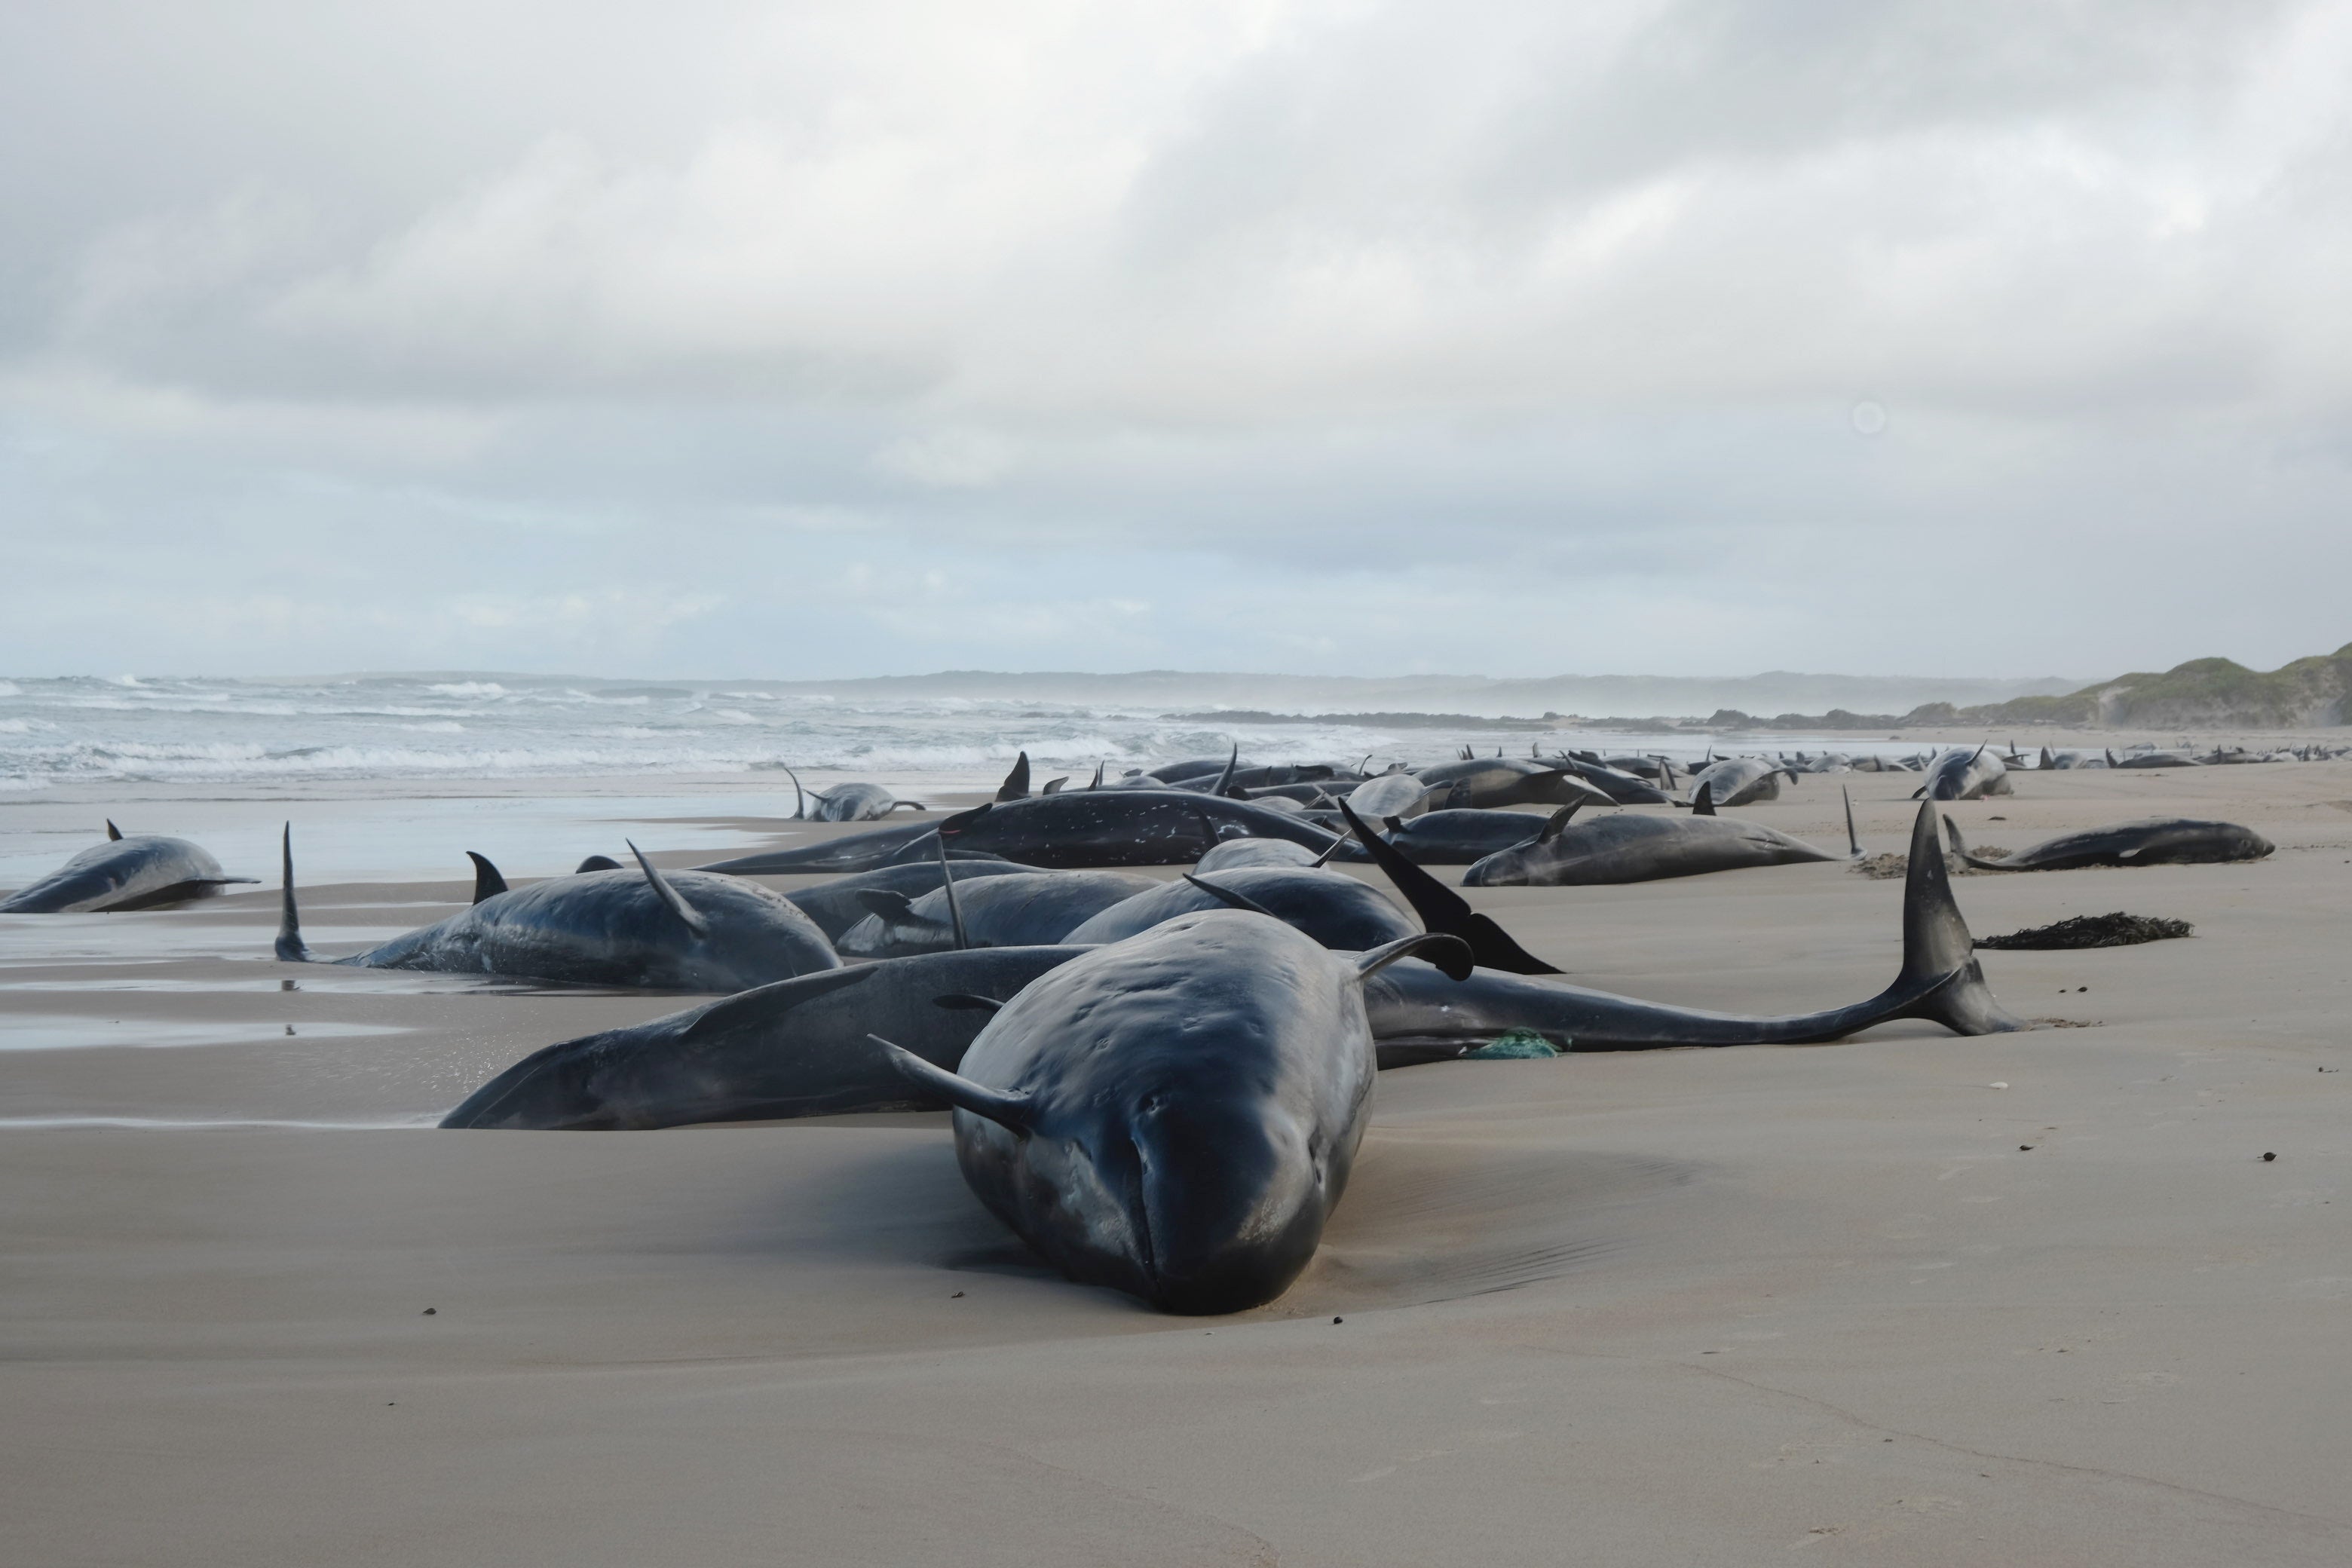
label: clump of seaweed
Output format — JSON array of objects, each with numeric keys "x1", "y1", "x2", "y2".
[
  {"x1": 1462, "y1": 1028, "x2": 1563, "y2": 1059},
  {"x1": 1976, "y1": 913, "x2": 2193, "y2": 950}
]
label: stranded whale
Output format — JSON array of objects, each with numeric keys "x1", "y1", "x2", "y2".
[{"x1": 0, "y1": 822, "x2": 255, "y2": 913}]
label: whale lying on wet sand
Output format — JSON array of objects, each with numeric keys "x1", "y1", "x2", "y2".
[
  {"x1": 1413, "y1": 756, "x2": 1612, "y2": 810},
  {"x1": 874, "y1": 912, "x2": 1475, "y2": 1313},
  {"x1": 1942, "y1": 816, "x2": 2274, "y2": 871},
  {"x1": 1062, "y1": 865, "x2": 1419, "y2": 951},
  {"x1": 1371, "y1": 800, "x2": 2026, "y2": 1055},
  {"x1": 1680, "y1": 757, "x2": 1794, "y2": 808},
  {"x1": 1325, "y1": 807, "x2": 1561, "y2": 866},
  {"x1": 275, "y1": 828, "x2": 840, "y2": 990},
  {"x1": 934, "y1": 792, "x2": 1340, "y2": 868},
  {"x1": 779, "y1": 859, "x2": 1041, "y2": 942},
  {"x1": 1913, "y1": 746, "x2": 2012, "y2": 801},
  {"x1": 1462, "y1": 799, "x2": 1839, "y2": 886},
  {"x1": 838, "y1": 868, "x2": 1156, "y2": 957},
  {"x1": 782, "y1": 767, "x2": 925, "y2": 822},
  {"x1": 439, "y1": 948, "x2": 1083, "y2": 1129},
  {"x1": 0, "y1": 822, "x2": 256, "y2": 913}
]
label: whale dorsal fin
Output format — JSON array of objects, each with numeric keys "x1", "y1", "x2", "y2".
[
  {"x1": 994, "y1": 752, "x2": 1031, "y2": 802},
  {"x1": 1842, "y1": 786, "x2": 1861, "y2": 858},
  {"x1": 1182, "y1": 872, "x2": 1279, "y2": 918},
  {"x1": 106, "y1": 819, "x2": 124, "y2": 841},
  {"x1": 1209, "y1": 744, "x2": 1238, "y2": 796},
  {"x1": 274, "y1": 822, "x2": 309, "y2": 963},
  {"x1": 871, "y1": 1036, "x2": 1033, "y2": 1134},
  {"x1": 465, "y1": 852, "x2": 508, "y2": 905},
  {"x1": 857, "y1": 890, "x2": 917, "y2": 921},
  {"x1": 1089, "y1": 760, "x2": 1106, "y2": 790},
  {"x1": 626, "y1": 841, "x2": 709, "y2": 936},
  {"x1": 1692, "y1": 781, "x2": 1717, "y2": 816},
  {"x1": 1041, "y1": 776, "x2": 1068, "y2": 795},
  {"x1": 1538, "y1": 804, "x2": 1580, "y2": 844},
  {"x1": 780, "y1": 765, "x2": 807, "y2": 820},
  {"x1": 574, "y1": 854, "x2": 623, "y2": 872}
]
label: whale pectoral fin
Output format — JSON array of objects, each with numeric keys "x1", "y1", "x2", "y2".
[
  {"x1": 781, "y1": 765, "x2": 807, "y2": 820},
  {"x1": 106, "y1": 819, "x2": 124, "y2": 841},
  {"x1": 574, "y1": 854, "x2": 623, "y2": 873},
  {"x1": 857, "y1": 890, "x2": 917, "y2": 921},
  {"x1": 1182, "y1": 872, "x2": 1279, "y2": 917},
  {"x1": 889, "y1": 800, "x2": 929, "y2": 813},
  {"x1": 465, "y1": 852, "x2": 508, "y2": 905},
  {"x1": 1843, "y1": 786, "x2": 1861, "y2": 858},
  {"x1": 869, "y1": 1036, "x2": 1034, "y2": 1133},
  {"x1": 626, "y1": 841, "x2": 709, "y2": 937},
  {"x1": 1355, "y1": 933, "x2": 1475, "y2": 983},
  {"x1": 930, "y1": 994, "x2": 1006, "y2": 1012},
  {"x1": 1340, "y1": 799, "x2": 1560, "y2": 976}
]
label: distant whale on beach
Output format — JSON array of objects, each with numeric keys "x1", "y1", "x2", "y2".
[
  {"x1": 0, "y1": 822, "x2": 255, "y2": 914},
  {"x1": 274, "y1": 828, "x2": 840, "y2": 991}
]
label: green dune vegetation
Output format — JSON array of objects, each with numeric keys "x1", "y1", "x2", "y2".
[
  {"x1": 1952, "y1": 645, "x2": 2352, "y2": 730},
  {"x1": 1701, "y1": 645, "x2": 2352, "y2": 732}
]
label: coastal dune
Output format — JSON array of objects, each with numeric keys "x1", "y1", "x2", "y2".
[{"x1": 3, "y1": 764, "x2": 2348, "y2": 1564}]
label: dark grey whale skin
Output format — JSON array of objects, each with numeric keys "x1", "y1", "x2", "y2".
[
  {"x1": 838, "y1": 870, "x2": 1156, "y2": 957},
  {"x1": 880, "y1": 913, "x2": 1471, "y2": 1315},
  {"x1": 439, "y1": 948, "x2": 1083, "y2": 1129},
  {"x1": 698, "y1": 820, "x2": 1015, "y2": 875},
  {"x1": 1064, "y1": 865, "x2": 1417, "y2": 951},
  {"x1": 1943, "y1": 816, "x2": 2274, "y2": 871},
  {"x1": 1327, "y1": 808, "x2": 1553, "y2": 866},
  {"x1": 1463, "y1": 812, "x2": 1837, "y2": 886},
  {"x1": 935, "y1": 792, "x2": 1341, "y2": 868},
  {"x1": 1, "y1": 832, "x2": 253, "y2": 913},
  {"x1": 276, "y1": 831, "x2": 840, "y2": 991},
  {"x1": 782, "y1": 859, "x2": 1040, "y2": 942}
]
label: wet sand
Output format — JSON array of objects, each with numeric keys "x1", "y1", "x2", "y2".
[{"x1": 3, "y1": 764, "x2": 2349, "y2": 1564}]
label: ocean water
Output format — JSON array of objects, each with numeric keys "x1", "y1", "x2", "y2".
[{"x1": 0, "y1": 672, "x2": 1940, "y2": 796}]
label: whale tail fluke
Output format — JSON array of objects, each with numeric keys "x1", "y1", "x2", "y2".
[
  {"x1": 1939, "y1": 814, "x2": 2014, "y2": 872},
  {"x1": 274, "y1": 823, "x2": 309, "y2": 962},
  {"x1": 1890, "y1": 802, "x2": 2026, "y2": 1035}
]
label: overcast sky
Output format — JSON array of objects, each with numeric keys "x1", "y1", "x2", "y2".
[{"x1": 2, "y1": 1, "x2": 2347, "y2": 681}]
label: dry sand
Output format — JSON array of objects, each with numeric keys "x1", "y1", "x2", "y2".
[{"x1": 3, "y1": 764, "x2": 2349, "y2": 1565}]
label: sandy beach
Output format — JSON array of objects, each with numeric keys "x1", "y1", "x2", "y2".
[{"x1": 4, "y1": 761, "x2": 2348, "y2": 1565}]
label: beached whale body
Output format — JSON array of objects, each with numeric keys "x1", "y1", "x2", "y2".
[
  {"x1": 1943, "y1": 816, "x2": 2274, "y2": 871},
  {"x1": 935, "y1": 793, "x2": 1341, "y2": 868},
  {"x1": 1193, "y1": 838, "x2": 1322, "y2": 871},
  {"x1": 274, "y1": 830, "x2": 839, "y2": 991},
  {"x1": 439, "y1": 948, "x2": 1083, "y2": 1129},
  {"x1": 1342, "y1": 771, "x2": 1433, "y2": 819},
  {"x1": 781, "y1": 768, "x2": 924, "y2": 822},
  {"x1": 0, "y1": 823, "x2": 254, "y2": 913},
  {"x1": 1549, "y1": 755, "x2": 1676, "y2": 805},
  {"x1": 1914, "y1": 746, "x2": 2011, "y2": 801},
  {"x1": 838, "y1": 869, "x2": 1155, "y2": 957},
  {"x1": 876, "y1": 913, "x2": 1473, "y2": 1314},
  {"x1": 1326, "y1": 807, "x2": 1554, "y2": 866},
  {"x1": 1064, "y1": 865, "x2": 1419, "y2": 951},
  {"x1": 1373, "y1": 801, "x2": 2026, "y2": 1056},
  {"x1": 1413, "y1": 756, "x2": 1611, "y2": 810},
  {"x1": 1463, "y1": 809, "x2": 1837, "y2": 887},
  {"x1": 2106, "y1": 748, "x2": 2201, "y2": 770},
  {"x1": 1682, "y1": 757, "x2": 1793, "y2": 807},
  {"x1": 779, "y1": 859, "x2": 1040, "y2": 942}
]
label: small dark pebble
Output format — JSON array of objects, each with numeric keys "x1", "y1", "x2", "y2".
[
  {"x1": 2079, "y1": 986, "x2": 2088, "y2": 992},
  {"x1": 2020, "y1": 1144, "x2": 2033, "y2": 1151},
  {"x1": 421, "y1": 1308, "x2": 436, "y2": 1316},
  {"x1": 1333, "y1": 1316, "x2": 1343, "y2": 1325},
  {"x1": 951, "y1": 1291, "x2": 964, "y2": 1298},
  {"x1": 2262, "y1": 1152, "x2": 2277, "y2": 1162}
]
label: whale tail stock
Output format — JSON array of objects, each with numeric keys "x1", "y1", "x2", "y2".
[
  {"x1": 1938, "y1": 814, "x2": 2014, "y2": 872},
  {"x1": 274, "y1": 823, "x2": 309, "y2": 962}
]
